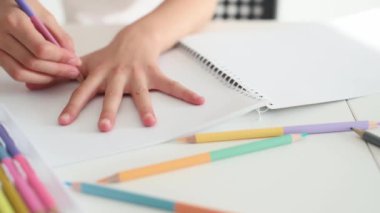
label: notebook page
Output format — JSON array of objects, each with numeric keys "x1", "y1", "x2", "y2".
[
  {"x1": 0, "y1": 26, "x2": 264, "y2": 167},
  {"x1": 182, "y1": 23, "x2": 380, "y2": 109}
]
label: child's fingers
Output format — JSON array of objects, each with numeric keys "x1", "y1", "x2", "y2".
[
  {"x1": 131, "y1": 72, "x2": 156, "y2": 127},
  {"x1": 43, "y1": 15, "x2": 76, "y2": 53},
  {"x1": 25, "y1": 81, "x2": 62, "y2": 90},
  {"x1": 23, "y1": 60, "x2": 80, "y2": 79},
  {"x1": 58, "y1": 74, "x2": 103, "y2": 125},
  {"x1": 1, "y1": 34, "x2": 80, "y2": 79},
  {"x1": 153, "y1": 70, "x2": 205, "y2": 105},
  {"x1": 0, "y1": 49, "x2": 54, "y2": 84},
  {"x1": 98, "y1": 73, "x2": 128, "y2": 132},
  {"x1": 6, "y1": 11, "x2": 80, "y2": 65}
]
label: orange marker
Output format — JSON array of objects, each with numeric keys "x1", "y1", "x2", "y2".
[{"x1": 99, "y1": 134, "x2": 306, "y2": 183}]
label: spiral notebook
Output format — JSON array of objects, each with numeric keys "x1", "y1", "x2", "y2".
[
  {"x1": 182, "y1": 22, "x2": 380, "y2": 109},
  {"x1": 0, "y1": 23, "x2": 380, "y2": 166}
]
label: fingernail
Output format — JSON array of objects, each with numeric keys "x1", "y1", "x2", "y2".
[
  {"x1": 194, "y1": 95, "x2": 205, "y2": 105},
  {"x1": 76, "y1": 57, "x2": 82, "y2": 65},
  {"x1": 76, "y1": 73, "x2": 85, "y2": 82},
  {"x1": 143, "y1": 113, "x2": 156, "y2": 127},
  {"x1": 99, "y1": 118, "x2": 112, "y2": 132},
  {"x1": 68, "y1": 69, "x2": 80, "y2": 78},
  {"x1": 59, "y1": 113, "x2": 71, "y2": 125},
  {"x1": 67, "y1": 57, "x2": 81, "y2": 66}
]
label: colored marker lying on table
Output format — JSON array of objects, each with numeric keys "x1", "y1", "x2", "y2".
[
  {"x1": 67, "y1": 182, "x2": 224, "y2": 213},
  {"x1": 99, "y1": 134, "x2": 307, "y2": 183},
  {"x1": 0, "y1": 124, "x2": 56, "y2": 212},
  {"x1": 351, "y1": 128, "x2": 380, "y2": 148},
  {"x1": 0, "y1": 167, "x2": 29, "y2": 213},
  {"x1": 0, "y1": 144, "x2": 45, "y2": 213},
  {"x1": 179, "y1": 120, "x2": 378, "y2": 143},
  {"x1": 0, "y1": 181, "x2": 15, "y2": 213}
]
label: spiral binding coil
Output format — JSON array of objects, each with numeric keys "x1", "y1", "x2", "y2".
[{"x1": 179, "y1": 42, "x2": 268, "y2": 102}]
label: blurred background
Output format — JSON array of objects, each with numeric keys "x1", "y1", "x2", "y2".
[{"x1": 42, "y1": 0, "x2": 380, "y2": 24}]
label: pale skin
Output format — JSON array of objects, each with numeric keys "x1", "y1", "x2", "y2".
[
  {"x1": 0, "y1": 0, "x2": 81, "y2": 85},
  {"x1": 0, "y1": 0, "x2": 217, "y2": 132}
]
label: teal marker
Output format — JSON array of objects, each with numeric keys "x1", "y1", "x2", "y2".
[
  {"x1": 66, "y1": 182, "x2": 173, "y2": 211},
  {"x1": 66, "y1": 182, "x2": 224, "y2": 212}
]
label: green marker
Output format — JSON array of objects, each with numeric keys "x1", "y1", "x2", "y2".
[
  {"x1": 210, "y1": 133, "x2": 308, "y2": 161},
  {"x1": 99, "y1": 134, "x2": 308, "y2": 184}
]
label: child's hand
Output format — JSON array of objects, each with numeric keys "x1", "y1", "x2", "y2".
[
  {"x1": 58, "y1": 26, "x2": 205, "y2": 132},
  {"x1": 0, "y1": 0, "x2": 81, "y2": 85}
]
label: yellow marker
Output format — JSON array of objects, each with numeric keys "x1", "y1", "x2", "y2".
[
  {"x1": 0, "y1": 167, "x2": 28, "y2": 213},
  {"x1": 179, "y1": 127, "x2": 284, "y2": 143},
  {"x1": 178, "y1": 121, "x2": 379, "y2": 143},
  {"x1": 0, "y1": 182, "x2": 15, "y2": 213}
]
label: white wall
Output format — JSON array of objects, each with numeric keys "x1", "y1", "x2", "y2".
[
  {"x1": 42, "y1": 0, "x2": 380, "y2": 23},
  {"x1": 278, "y1": 0, "x2": 380, "y2": 21},
  {"x1": 39, "y1": 0, "x2": 65, "y2": 23}
]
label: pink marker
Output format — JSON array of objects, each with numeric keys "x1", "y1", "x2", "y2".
[
  {"x1": 0, "y1": 124, "x2": 56, "y2": 212},
  {"x1": 16, "y1": 0, "x2": 60, "y2": 46},
  {"x1": 0, "y1": 146, "x2": 45, "y2": 213},
  {"x1": 16, "y1": 0, "x2": 83, "y2": 82}
]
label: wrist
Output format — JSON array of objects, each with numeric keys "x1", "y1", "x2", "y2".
[
  {"x1": 120, "y1": 22, "x2": 166, "y2": 52},
  {"x1": 126, "y1": 18, "x2": 179, "y2": 52}
]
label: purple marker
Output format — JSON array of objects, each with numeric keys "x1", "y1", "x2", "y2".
[
  {"x1": 284, "y1": 121, "x2": 379, "y2": 134},
  {"x1": 0, "y1": 124, "x2": 19, "y2": 156},
  {"x1": 0, "y1": 124, "x2": 57, "y2": 211},
  {"x1": 183, "y1": 121, "x2": 380, "y2": 143},
  {"x1": 0, "y1": 145, "x2": 45, "y2": 213},
  {"x1": 15, "y1": 0, "x2": 60, "y2": 46}
]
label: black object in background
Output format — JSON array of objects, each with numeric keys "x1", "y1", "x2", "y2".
[{"x1": 214, "y1": 0, "x2": 277, "y2": 20}]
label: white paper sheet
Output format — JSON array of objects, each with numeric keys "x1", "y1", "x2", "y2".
[{"x1": 0, "y1": 26, "x2": 263, "y2": 166}]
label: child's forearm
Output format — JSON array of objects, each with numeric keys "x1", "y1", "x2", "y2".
[{"x1": 127, "y1": 0, "x2": 217, "y2": 53}]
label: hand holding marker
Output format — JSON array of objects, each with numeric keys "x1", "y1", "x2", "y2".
[{"x1": 15, "y1": 0, "x2": 83, "y2": 83}]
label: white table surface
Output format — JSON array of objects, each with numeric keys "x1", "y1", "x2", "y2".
[{"x1": 49, "y1": 22, "x2": 380, "y2": 213}]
